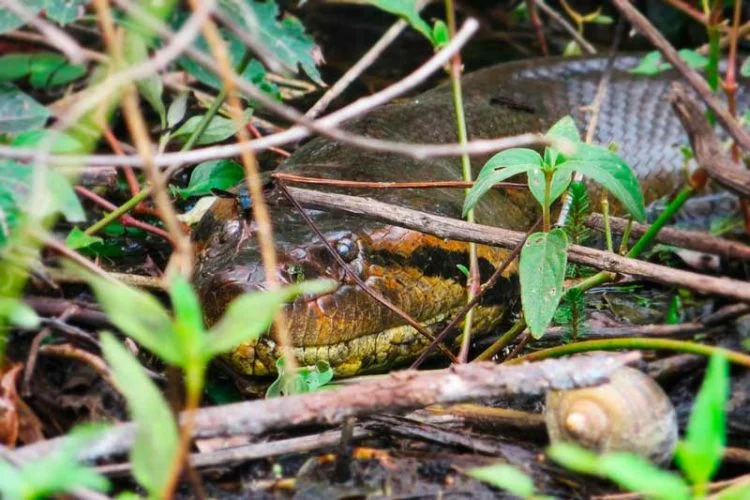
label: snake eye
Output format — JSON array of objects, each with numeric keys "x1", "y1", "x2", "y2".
[{"x1": 335, "y1": 238, "x2": 358, "y2": 262}]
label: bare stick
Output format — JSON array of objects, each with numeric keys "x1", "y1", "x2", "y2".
[
  {"x1": 535, "y1": 0, "x2": 596, "y2": 54},
  {"x1": 11, "y1": 353, "x2": 638, "y2": 463},
  {"x1": 610, "y1": 0, "x2": 750, "y2": 151},
  {"x1": 284, "y1": 186, "x2": 750, "y2": 302}
]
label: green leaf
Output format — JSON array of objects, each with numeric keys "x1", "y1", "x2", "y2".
[
  {"x1": 717, "y1": 484, "x2": 750, "y2": 500},
  {"x1": 167, "y1": 91, "x2": 188, "y2": 129},
  {"x1": 12, "y1": 129, "x2": 85, "y2": 153},
  {"x1": 207, "y1": 279, "x2": 336, "y2": 358},
  {"x1": 630, "y1": 50, "x2": 708, "y2": 76},
  {"x1": 175, "y1": 160, "x2": 244, "y2": 199},
  {"x1": 555, "y1": 143, "x2": 646, "y2": 223},
  {"x1": 629, "y1": 51, "x2": 663, "y2": 76},
  {"x1": 463, "y1": 148, "x2": 543, "y2": 216},
  {"x1": 741, "y1": 57, "x2": 750, "y2": 78},
  {"x1": 28, "y1": 53, "x2": 86, "y2": 88},
  {"x1": 466, "y1": 463, "x2": 535, "y2": 498},
  {"x1": 519, "y1": 229, "x2": 568, "y2": 338},
  {"x1": 66, "y1": 227, "x2": 103, "y2": 250},
  {"x1": 598, "y1": 453, "x2": 690, "y2": 500},
  {"x1": 169, "y1": 274, "x2": 205, "y2": 366},
  {"x1": 44, "y1": 0, "x2": 90, "y2": 25},
  {"x1": 547, "y1": 443, "x2": 601, "y2": 474},
  {"x1": 125, "y1": 37, "x2": 166, "y2": 128},
  {"x1": 0, "y1": 424, "x2": 111, "y2": 499},
  {"x1": 172, "y1": 111, "x2": 251, "y2": 146},
  {"x1": 266, "y1": 358, "x2": 334, "y2": 398},
  {"x1": 527, "y1": 169, "x2": 572, "y2": 207},
  {"x1": 366, "y1": 0, "x2": 433, "y2": 43},
  {"x1": 675, "y1": 353, "x2": 729, "y2": 486},
  {"x1": 431, "y1": 20, "x2": 449, "y2": 49},
  {"x1": 591, "y1": 14, "x2": 614, "y2": 24},
  {"x1": 216, "y1": 0, "x2": 323, "y2": 84},
  {"x1": 0, "y1": 1, "x2": 43, "y2": 34},
  {"x1": 677, "y1": 49, "x2": 709, "y2": 70},
  {"x1": 0, "y1": 54, "x2": 34, "y2": 83},
  {"x1": 86, "y1": 275, "x2": 181, "y2": 365},
  {"x1": 0, "y1": 84, "x2": 50, "y2": 134},
  {"x1": 0, "y1": 297, "x2": 40, "y2": 328},
  {"x1": 100, "y1": 333, "x2": 179, "y2": 497}
]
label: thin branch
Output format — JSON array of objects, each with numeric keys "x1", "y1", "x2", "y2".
[
  {"x1": 610, "y1": 0, "x2": 750, "y2": 151},
  {"x1": 11, "y1": 353, "x2": 639, "y2": 463},
  {"x1": 283, "y1": 186, "x2": 750, "y2": 303},
  {"x1": 535, "y1": 0, "x2": 596, "y2": 54},
  {"x1": 0, "y1": 30, "x2": 108, "y2": 63}
]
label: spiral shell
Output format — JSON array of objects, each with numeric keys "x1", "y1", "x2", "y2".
[{"x1": 544, "y1": 366, "x2": 678, "y2": 465}]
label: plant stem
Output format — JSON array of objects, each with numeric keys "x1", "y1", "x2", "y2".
[
  {"x1": 83, "y1": 188, "x2": 152, "y2": 236},
  {"x1": 542, "y1": 170, "x2": 552, "y2": 232},
  {"x1": 444, "y1": 0, "x2": 477, "y2": 363},
  {"x1": 504, "y1": 337, "x2": 750, "y2": 368},
  {"x1": 601, "y1": 193, "x2": 612, "y2": 252},
  {"x1": 618, "y1": 217, "x2": 633, "y2": 255},
  {"x1": 474, "y1": 319, "x2": 527, "y2": 362}
]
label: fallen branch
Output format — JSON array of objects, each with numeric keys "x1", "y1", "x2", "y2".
[
  {"x1": 12, "y1": 353, "x2": 637, "y2": 463},
  {"x1": 284, "y1": 186, "x2": 750, "y2": 302},
  {"x1": 669, "y1": 83, "x2": 750, "y2": 197}
]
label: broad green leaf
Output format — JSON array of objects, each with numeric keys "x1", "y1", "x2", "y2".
[
  {"x1": 12, "y1": 129, "x2": 84, "y2": 153},
  {"x1": 555, "y1": 143, "x2": 646, "y2": 222},
  {"x1": 169, "y1": 274, "x2": 205, "y2": 366},
  {"x1": 0, "y1": 54, "x2": 33, "y2": 83},
  {"x1": 173, "y1": 111, "x2": 251, "y2": 146},
  {"x1": 466, "y1": 463, "x2": 535, "y2": 498},
  {"x1": 208, "y1": 279, "x2": 336, "y2": 358},
  {"x1": 167, "y1": 91, "x2": 188, "y2": 129},
  {"x1": 599, "y1": 454, "x2": 690, "y2": 500},
  {"x1": 463, "y1": 148, "x2": 543, "y2": 216},
  {"x1": 218, "y1": 0, "x2": 323, "y2": 84},
  {"x1": 519, "y1": 229, "x2": 568, "y2": 338},
  {"x1": 676, "y1": 353, "x2": 729, "y2": 486},
  {"x1": 266, "y1": 358, "x2": 334, "y2": 398},
  {"x1": 100, "y1": 333, "x2": 178, "y2": 497},
  {"x1": 125, "y1": 37, "x2": 166, "y2": 128},
  {"x1": 66, "y1": 227, "x2": 103, "y2": 250},
  {"x1": 630, "y1": 49, "x2": 708, "y2": 76},
  {"x1": 87, "y1": 275, "x2": 181, "y2": 365},
  {"x1": 0, "y1": 297, "x2": 40, "y2": 328},
  {"x1": 175, "y1": 160, "x2": 244, "y2": 199},
  {"x1": 545, "y1": 115, "x2": 581, "y2": 144},
  {"x1": 0, "y1": 84, "x2": 50, "y2": 133},
  {"x1": 366, "y1": 0, "x2": 432, "y2": 43},
  {"x1": 527, "y1": 169, "x2": 572, "y2": 207}
]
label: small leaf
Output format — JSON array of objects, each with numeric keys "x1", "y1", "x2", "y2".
[
  {"x1": 717, "y1": 484, "x2": 750, "y2": 500},
  {"x1": 0, "y1": 84, "x2": 50, "y2": 133},
  {"x1": 100, "y1": 333, "x2": 178, "y2": 497},
  {"x1": 65, "y1": 227, "x2": 103, "y2": 250},
  {"x1": 266, "y1": 358, "x2": 334, "y2": 397},
  {"x1": 167, "y1": 91, "x2": 188, "y2": 129},
  {"x1": 520, "y1": 229, "x2": 568, "y2": 338},
  {"x1": 0, "y1": 297, "x2": 40, "y2": 328},
  {"x1": 43, "y1": 0, "x2": 90, "y2": 25},
  {"x1": 598, "y1": 453, "x2": 690, "y2": 500},
  {"x1": 591, "y1": 14, "x2": 613, "y2": 24},
  {"x1": 463, "y1": 148, "x2": 543, "y2": 216},
  {"x1": 169, "y1": 274, "x2": 205, "y2": 366},
  {"x1": 0, "y1": 54, "x2": 33, "y2": 83},
  {"x1": 741, "y1": 57, "x2": 750, "y2": 78},
  {"x1": 629, "y1": 51, "x2": 664, "y2": 76},
  {"x1": 47, "y1": 171, "x2": 85, "y2": 223},
  {"x1": 527, "y1": 169, "x2": 572, "y2": 207},
  {"x1": 175, "y1": 160, "x2": 244, "y2": 199},
  {"x1": 431, "y1": 20, "x2": 449, "y2": 49},
  {"x1": 555, "y1": 143, "x2": 646, "y2": 223},
  {"x1": 208, "y1": 279, "x2": 336, "y2": 358},
  {"x1": 0, "y1": 1, "x2": 43, "y2": 35},
  {"x1": 675, "y1": 353, "x2": 729, "y2": 486},
  {"x1": 545, "y1": 115, "x2": 581, "y2": 144},
  {"x1": 366, "y1": 0, "x2": 433, "y2": 44},
  {"x1": 125, "y1": 37, "x2": 166, "y2": 128},
  {"x1": 172, "y1": 111, "x2": 250, "y2": 146},
  {"x1": 677, "y1": 49, "x2": 709, "y2": 70},
  {"x1": 12, "y1": 129, "x2": 85, "y2": 153},
  {"x1": 28, "y1": 53, "x2": 86, "y2": 88},
  {"x1": 86, "y1": 275, "x2": 181, "y2": 365},
  {"x1": 466, "y1": 463, "x2": 535, "y2": 498},
  {"x1": 563, "y1": 40, "x2": 582, "y2": 57},
  {"x1": 547, "y1": 443, "x2": 601, "y2": 474}
]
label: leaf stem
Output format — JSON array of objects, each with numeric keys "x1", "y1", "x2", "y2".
[
  {"x1": 601, "y1": 193, "x2": 612, "y2": 252},
  {"x1": 474, "y1": 319, "x2": 527, "y2": 362},
  {"x1": 542, "y1": 170, "x2": 552, "y2": 232},
  {"x1": 505, "y1": 337, "x2": 750, "y2": 368}
]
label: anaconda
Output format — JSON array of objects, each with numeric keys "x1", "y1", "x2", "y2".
[{"x1": 192, "y1": 55, "x2": 749, "y2": 377}]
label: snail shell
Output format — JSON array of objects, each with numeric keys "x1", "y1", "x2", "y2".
[{"x1": 544, "y1": 366, "x2": 678, "y2": 465}]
